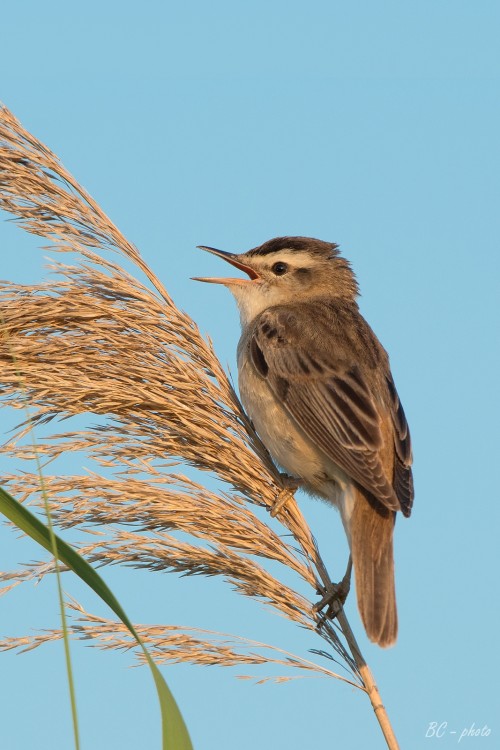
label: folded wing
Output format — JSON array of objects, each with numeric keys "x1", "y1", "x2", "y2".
[{"x1": 250, "y1": 305, "x2": 413, "y2": 515}]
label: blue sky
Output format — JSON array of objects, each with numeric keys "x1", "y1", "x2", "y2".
[{"x1": 1, "y1": 2, "x2": 499, "y2": 749}]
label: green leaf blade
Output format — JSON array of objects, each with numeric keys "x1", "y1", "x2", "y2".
[{"x1": 0, "y1": 486, "x2": 193, "y2": 750}]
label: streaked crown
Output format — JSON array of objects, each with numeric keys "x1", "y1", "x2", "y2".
[{"x1": 247, "y1": 236, "x2": 340, "y2": 259}]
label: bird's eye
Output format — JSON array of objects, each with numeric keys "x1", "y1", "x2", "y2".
[{"x1": 271, "y1": 261, "x2": 289, "y2": 276}]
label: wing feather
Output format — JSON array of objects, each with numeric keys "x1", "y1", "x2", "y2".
[
  {"x1": 250, "y1": 305, "x2": 413, "y2": 513},
  {"x1": 386, "y1": 374, "x2": 414, "y2": 516}
]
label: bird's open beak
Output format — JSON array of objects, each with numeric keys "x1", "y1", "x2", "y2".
[{"x1": 192, "y1": 246, "x2": 260, "y2": 286}]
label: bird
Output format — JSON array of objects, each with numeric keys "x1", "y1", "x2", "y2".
[{"x1": 193, "y1": 236, "x2": 414, "y2": 647}]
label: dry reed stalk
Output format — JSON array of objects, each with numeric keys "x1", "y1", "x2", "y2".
[
  {"x1": 0, "y1": 600, "x2": 360, "y2": 688},
  {"x1": 0, "y1": 104, "x2": 399, "y2": 749}
]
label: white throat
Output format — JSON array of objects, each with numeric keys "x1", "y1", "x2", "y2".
[{"x1": 229, "y1": 283, "x2": 271, "y2": 328}]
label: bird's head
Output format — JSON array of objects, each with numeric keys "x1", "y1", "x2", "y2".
[{"x1": 193, "y1": 236, "x2": 359, "y2": 326}]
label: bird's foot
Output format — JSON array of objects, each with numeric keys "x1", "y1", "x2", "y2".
[
  {"x1": 314, "y1": 560, "x2": 352, "y2": 623},
  {"x1": 269, "y1": 473, "x2": 302, "y2": 517}
]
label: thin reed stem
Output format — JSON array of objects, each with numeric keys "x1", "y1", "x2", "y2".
[
  {"x1": 0, "y1": 316, "x2": 81, "y2": 750},
  {"x1": 337, "y1": 610, "x2": 400, "y2": 750}
]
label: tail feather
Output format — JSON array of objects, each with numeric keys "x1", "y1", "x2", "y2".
[{"x1": 350, "y1": 489, "x2": 397, "y2": 647}]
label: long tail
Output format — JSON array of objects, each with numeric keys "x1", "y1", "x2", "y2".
[{"x1": 350, "y1": 489, "x2": 398, "y2": 647}]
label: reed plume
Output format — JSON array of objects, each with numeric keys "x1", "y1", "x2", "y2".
[{"x1": 0, "y1": 105, "x2": 399, "y2": 748}]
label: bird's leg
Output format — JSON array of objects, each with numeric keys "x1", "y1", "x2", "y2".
[
  {"x1": 269, "y1": 473, "x2": 302, "y2": 517},
  {"x1": 314, "y1": 556, "x2": 352, "y2": 620}
]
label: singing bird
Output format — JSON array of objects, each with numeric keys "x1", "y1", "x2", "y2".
[{"x1": 194, "y1": 236, "x2": 414, "y2": 647}]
